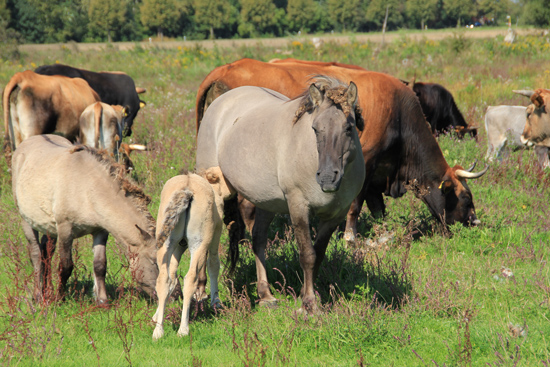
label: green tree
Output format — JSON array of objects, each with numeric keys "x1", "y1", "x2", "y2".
[
  {"x1": 88, "y1": 0, "x2": 127, "y2": 42},
  {"x1": 327, "y1": 0, "x2": 365, "y2": 32},
  {"x1": 406, "y1": 0, "x2": 439, "y2": 29},
  {"x1": 443, "y1": 0, "x2": 475, "y2": 27},
  {"x1": 521, "y1": 0, "x2": 550, "y2": 28},
  {"x1": 238, "y1": 0, "x2": 280, "y2": 37},
  {"x1": 140, "y1": 0, "x2": 181, "y2": 40},
  {"x1": 366, "y1": 0, "x2": 405, "y2": 31},
  {"x1": 286, "y1": 0, "x2": 317, "y2": 32},
  {"x1": 194, "y1": 0, "x2": 236, "y2": 39}
]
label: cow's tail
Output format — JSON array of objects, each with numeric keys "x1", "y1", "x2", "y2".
[
  {"x1": 195, "y1": 64, "x2": 232, "y2": 133},
  {"x1": 3, "y1": 72, "x2": 22, "y2": 155},
  {"x1": 156, "y1": 188, "x2": 193, "y2": 249},
  {"x1": 93, "y1": 102, "x2": 103, "y2": 148}
]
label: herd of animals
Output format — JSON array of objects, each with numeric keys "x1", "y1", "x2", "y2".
[{"x1": 2, "y1": 57, "x2": 550, "y2": 341}]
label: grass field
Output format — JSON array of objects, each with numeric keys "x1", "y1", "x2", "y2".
[{"x1": 1, "y1": 30, "x2": 550, "y2": 366}]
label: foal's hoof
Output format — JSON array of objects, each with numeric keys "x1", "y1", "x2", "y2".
[
  {"x1": 96, "y1": 299, "x2": 111, "y2": 309},
  {"x1": 258, "y1": 299, "x2": 279, "y2": 309},
  {"x1": 152, "y1": 326, "x2": 164, "y2": 341}
]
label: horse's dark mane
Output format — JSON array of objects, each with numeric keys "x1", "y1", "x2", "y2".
[
  {"x1": 292, "y1": 75, "x2": 364, "y2": 130},
  {"x1": 69, "y1": 145, "x2": 156, "y2": 233}
]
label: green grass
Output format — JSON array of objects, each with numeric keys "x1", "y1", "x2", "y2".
[{"x1": 1, "y1": 30, "x2": 550, "y2": 366}]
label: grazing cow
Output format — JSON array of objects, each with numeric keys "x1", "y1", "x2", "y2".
[
  {"x1": 196, "y1": 78, "x2": 365, "y2": 312},
  {"x1": 152, "y1": 168, "x2": 230, "y2": 340},
  {"x1": 514, "y1": 89, "x2": 550, "y2": 149},
  {"x1": 79, "y1": 102, "x2": 125, "y2": 158},
  {"x1": 195, "y1": 58, "x2": 488, "y2": 246},
  {"x1": 35, "y1": 64, "x2": 146, "y2": 136},
  {"x1": 410, "y1": 81, "x2": 478, "y2": 138},
  {"x1": 11, "y1": 134, "x2": 158, "y2": 304},
  {"x1": 484, "y1": 105, "x2": 549, "y2": 167},
  {"x1": 3, "y1": 70, "x2": 100, "y2": 150}
]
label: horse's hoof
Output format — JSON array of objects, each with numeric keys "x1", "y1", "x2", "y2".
[
  {"x1": 343, "y1": 229, "x2": 356, "y2": 245},
  {"x1": 177, "y1": 326, "x2": 189, "y2": 337},
  {"x1": 259, "y1": 299, "x2": 279, "y2": 308},
  {"x1": 152, "y1": 327, "x2": 164, "y2": 341},
  {"x1": 96, "y1": 299, "x2": 110, "y2": 309},
  {"x1": 211, "y1": 299, "x2": 224, "y2": 310}
]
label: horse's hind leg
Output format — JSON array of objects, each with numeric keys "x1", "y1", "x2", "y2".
[
  {"x1": 252, "y1": 208, "x2": 276, "y2": 306},
  {"x1": 56, "y1": 222, "x2": 74, "y2": 301},
  {"x1": 21, "y1": 220, "x2": 47, "y2": 303},
  {"x1": 92, "y1": 230, "x2": 109, "y2": 306},
  {"x1": 153, "y1": 240, "x2": 184, "y2": 340}
]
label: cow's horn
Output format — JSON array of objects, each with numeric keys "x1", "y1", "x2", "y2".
[
  {"x1": 456, "y1": 165, "x2": 489, "y2": 179},
  {"x1": 136, "y1": 87, "x2": 147, "y2": 94},
  {"x1": 128, "y1": 143, "x2": 147, "y2": 151},
  {"x1": 466, "y1": 160, "x2": 477, "y2": 172},
  {"x1": 513, "y1": 90, "x2": 534, "y2": 98}
]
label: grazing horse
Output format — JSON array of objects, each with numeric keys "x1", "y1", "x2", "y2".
[
  {"x1": 152, "y1": 169, "x2": 231, "y2": 340},
  {"x1": 196, "y1": 77, "x2": 365, "y2": 312},
  {"x1": 11, "y1": 135, "x2": 158, "y2": 304}
]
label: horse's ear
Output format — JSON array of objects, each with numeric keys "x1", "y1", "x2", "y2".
[
  {"x1": 135, "y1": 224, "x2": 154, "y2": 243},
  {"x1": 309, "y1": 83, "x2": 323, "y2": 107},
  {"x1": 347, "y1": 82, "x2": 358, "y2": 107}
]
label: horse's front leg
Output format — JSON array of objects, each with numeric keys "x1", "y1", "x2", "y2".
[
  {"x1": 288, "y1": 201, "x2": 319, "y2": 313},
  {"x1": 92, "y1": 230, "x2": 109, "y2": 306},
  {"x1": 251, "y1": 208, "x2": 276, "y2": 306},
  {"x1": 56, "y1": 222, "x2": 74, "y2": 301}
]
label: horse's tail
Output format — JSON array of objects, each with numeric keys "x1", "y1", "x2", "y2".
[
  {"x1": 156, "y1": 189, "x2": 193, "y2": 249},
  {"x1": 3, "y1": 72, "x2": 23, "y2": 154},
  {"x1": 223, "y1": 194, "x2": 245, "y2": 274}
]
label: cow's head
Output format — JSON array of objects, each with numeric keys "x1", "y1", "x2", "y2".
[
  {"x1": 422, "y1": 162, "x2": 488, "y2": 227},
  {"x1": 514, "y1": 89, "x2": 550, "y2": 147}
]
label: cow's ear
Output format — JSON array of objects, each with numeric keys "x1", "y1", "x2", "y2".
[
  {"x1": 139, "y1": 99, "x2": 146, "y2": 108},
  {"x1": 309, "y1": 83, "x2": 323, "y2": 107},
  {"x1": 439, "y1": 180, "x2": 453, "y2": 195},
  {"x1": 122, "y1": 106, "x2": 129, "y2": 117}
]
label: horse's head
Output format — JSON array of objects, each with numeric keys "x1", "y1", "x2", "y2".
[{"x1": 306, "y1": 78, "x2": 362, "y2": 193}]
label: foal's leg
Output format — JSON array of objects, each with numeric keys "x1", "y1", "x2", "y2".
[
  {"x1": 92, "y1": 230, "x2": 109, "y2": 306},
  {"x1": 251, "y1": 208, "x2": 276, "y2": 306},
  {"x1": 152, "y1": 239, "x2": 185, "y2": 340},
  {"x1": 56, "y1": 222, "x2": 74, "y2": 301},
  {"x1": 21, "y1": 220, "x2": 47, "y2": 303}
]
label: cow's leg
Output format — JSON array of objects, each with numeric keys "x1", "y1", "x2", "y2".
[
  {"x1": 535, "y1": 146, "x2": 549, "y2": 168},
  {"x1": 21, "y1": 220, "x2": 48, "y2": 303},
  {"x1": 493, "y1": 138, "x2": 507, "y2": 161},
  {"x1": 56, "y1": 222, "x2": 74, "y2": 301},
  {"x1": 153, "y1": 239, "x2": 185, "y2": 340},
  {"x1": 92, "y1": 230, "x2": 109, "y2": 306},
  {"x1": 251, "y1": 208, "x2": 276, "y2": 306}
]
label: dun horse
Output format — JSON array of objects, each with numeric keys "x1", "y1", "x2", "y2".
[
  {"x1": 196, "y1": 77, "x2": 365, "y2": 312},
  {"x1": 11, "y1": 135, "x2": 158, "y2": 304},
  {"x1": 152, "y1": 168, "x2": 230, "y2": 340}
]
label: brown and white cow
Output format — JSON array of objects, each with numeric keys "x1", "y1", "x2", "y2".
[
  {"x1": 3, "y1": 70, "x2": 100, "y2": 151},
  {"x1": 514, "y1": 89, "x2": 550, "y2": 148},
  {"x1": 195, "y1": 58, "x2": 488, "y2": 245}
]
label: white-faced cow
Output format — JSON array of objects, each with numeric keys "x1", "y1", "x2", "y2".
[
  {"x1": 484, "y1": 105, "x2": 549, "y2": 167},
  {"x1": 3, "y1": 70, "x2": 100, "y2": 151},
  {"x1": 34, "y1": 64, "x2": 146, "y2": 137},
  {"x1": 514, "y1": 89, "x2": 550, "y2": 151}
]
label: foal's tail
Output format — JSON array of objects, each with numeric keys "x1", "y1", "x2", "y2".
[
  {"x1": 224, "y1": 195, "x2": 245, "y2": 274},
  {"x1": 156, "y1": 189, "x2": 193, "y2": 248}
]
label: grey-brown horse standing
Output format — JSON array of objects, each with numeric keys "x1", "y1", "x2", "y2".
[{"x1": 196, "y1": 77, "x2": 365, "y2": 312}]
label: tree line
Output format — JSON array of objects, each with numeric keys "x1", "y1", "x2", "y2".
[{"x1": 0, "y1": 0, "x2": 548, "y2": 44}]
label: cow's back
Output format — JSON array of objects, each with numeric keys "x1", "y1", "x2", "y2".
[{"x1": 485, "y1": 105, "x2": 527, "y2": 146}]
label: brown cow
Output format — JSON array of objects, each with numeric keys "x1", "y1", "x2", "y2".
[
  {"x1": 196, "y1": 58, "x2": 488, "y2": 246},
  {"x1": 514, "y1": 89, "x2": 550, "y2": 148},
  {"x1": 3, "y1": 70, "x2": 100, "y2": 151}
]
